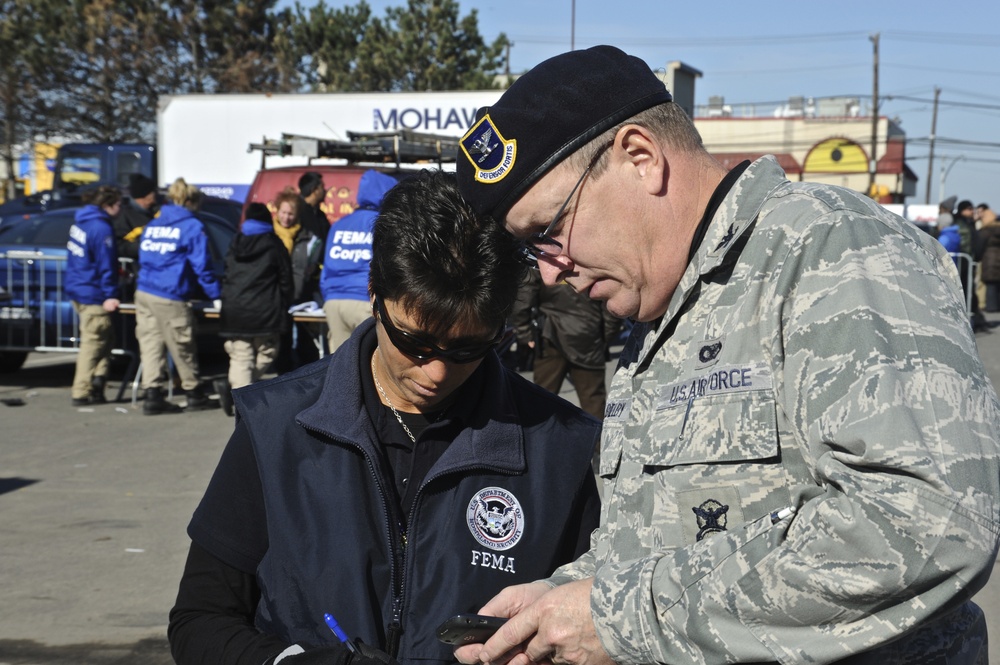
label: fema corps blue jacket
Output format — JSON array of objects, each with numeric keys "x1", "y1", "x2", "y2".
[
  {"x1": 66, "y1": 204, "x2": 120, "y2": 305},
  {"x1": 136, "y1": 204, "x2": 220, "y2": 301},
  {"x1": 938, "y1": 224, "x2": 961, "y2": 254},
  {"x1": 319, "y1": 171, "x2": 397, "y2": 302},
  {"x1": 186, "y1": 320, "x2": 601, "y2": 665}
]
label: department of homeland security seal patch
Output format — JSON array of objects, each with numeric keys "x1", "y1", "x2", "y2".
[
  {"x1": 460, "y1": 115, "x2": 516, "y2": 184},
  {"x1": 467, "y1": 487, "x2": 524, "y2": 550}
]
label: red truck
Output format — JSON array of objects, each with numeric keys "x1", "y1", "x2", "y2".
[{"x1": 242, "y1": 130, "x2": 457, "y2": 224}]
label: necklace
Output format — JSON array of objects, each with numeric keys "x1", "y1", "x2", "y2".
[{"x1": 371, "y1": 350, "x2": 417, "y2": 444}]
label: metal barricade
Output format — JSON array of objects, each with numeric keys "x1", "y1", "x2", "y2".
[
  {"x1": 0, "y1": 250, "x2": 138, "y2": 400},
  {"x1": 948, "y1": 251, "x2": 975, "y2": 317}
]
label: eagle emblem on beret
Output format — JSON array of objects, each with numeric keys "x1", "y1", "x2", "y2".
[
  {"x1": 470, "y1": 128, "x2": 496, "y2": 162},
  {"x1": 461, "y1": 114, "x2": 517, "y2": 184}
]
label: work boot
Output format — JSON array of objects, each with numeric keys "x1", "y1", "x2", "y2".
[
  {"x1": 184, "y1": 383, "x2": 216, "y2": 411},
  {"x1": 213, "y1": 378, "x2": 234, "y2": 417},
  {"x1": 90, "y1": 376, "x2": 108, "y2": 404},
  {"x1": 143, "y1": 387, "x2": 182, "y2": 415}
]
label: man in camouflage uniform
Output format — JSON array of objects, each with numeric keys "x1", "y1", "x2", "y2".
[{"x1": 454, "y1": 45, "x2": 1000, "y2": 664}]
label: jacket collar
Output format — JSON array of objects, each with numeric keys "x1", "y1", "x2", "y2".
[
  {"x1": 297, "y1": 319, "x2": 526, "y2": 476},
  {"x1": 634, "y1": 156, "x2": 785, "y2": 367},
  {"x1": 154, "y1": 203, "x2": 194, "y2": 225}
]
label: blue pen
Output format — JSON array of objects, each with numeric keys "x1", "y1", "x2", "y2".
[{"x1": 324, "y1": 613, "x2": 357, "y2": 652}]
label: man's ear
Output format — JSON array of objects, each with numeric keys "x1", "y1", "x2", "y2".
[{"x1": 615, "y1": 125, "x2": 665, "y2": 195}]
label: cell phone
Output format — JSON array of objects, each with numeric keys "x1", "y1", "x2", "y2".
[{"x1": 435, "y1": 613, "x2": 507, "y2": 644}]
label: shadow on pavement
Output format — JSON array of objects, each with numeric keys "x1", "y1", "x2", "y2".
[
  {"x1": 0, "y1": 637, "x2": 173, "y2": 664},
  {"x1": 0, "y1": 476, "x2": 38, "y2": 496}
]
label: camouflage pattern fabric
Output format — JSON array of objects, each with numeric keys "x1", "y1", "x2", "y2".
[{"x1": 546, "y1": 156, "x2": 1000, "y2": 663}]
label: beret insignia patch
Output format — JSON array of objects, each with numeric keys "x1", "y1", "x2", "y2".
[{"x1": 460, "y1": 114, "x2": 517, "y2": 185}]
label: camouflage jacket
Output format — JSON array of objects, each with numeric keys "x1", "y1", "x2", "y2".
[{"x1": 547, "y1": 157, "x2": 1000, "y2": 663}]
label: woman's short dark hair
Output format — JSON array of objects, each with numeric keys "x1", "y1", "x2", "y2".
[
  {"x1": 82, "y1": 185, "x2": 122, "y2": 209},
  {"x1": 369, "y1": 170, "x2": 525, "y2": 338}
]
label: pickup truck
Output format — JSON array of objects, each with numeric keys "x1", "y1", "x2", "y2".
[{"x1": 0, "y1": 142, "x2": 156, "y2": 226}]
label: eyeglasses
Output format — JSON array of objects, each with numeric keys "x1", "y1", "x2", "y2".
[
  {"x1": 518, "y1": 142, "x2": 612, "y2": 267},
  {"x1": 373, "y1": 295, "x2": 505, "y2": 363}
]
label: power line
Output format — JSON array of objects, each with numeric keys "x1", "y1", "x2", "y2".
[
  {"x1": 884, "y1": 62, "x2": 1000, "y2": 78},
  {"x1": 908, "y1": 136, "x2": 1000, "y2": 150},
  {"x1": 508, "y1": 31, "x2": 866, "y2": 47},
  {"x1": 884, "y1": 95, "x2": 1000, "y2": 112},
  {"x1": 698, "y1": 93, "x2": 1000, "y2": 113},
  {"x1": 883, "y1": 31, "x2": 1000, "y2": 47},
  {"x1": 508, "y1": 30, "x2": 999, "y2": 49},
  {"x1": 710, "y1": 62, "x2": 867, "y2": 76},
  {"x1": 907, "y1": 155, "x2": 1000, "y2": 165}
]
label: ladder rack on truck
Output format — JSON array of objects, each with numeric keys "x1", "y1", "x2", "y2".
[{"x1": 247, "y1": 129, "x2": 459, "y2": 169}]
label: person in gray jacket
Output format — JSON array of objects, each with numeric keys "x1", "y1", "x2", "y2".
[{"x1": 454, "y1": 45, "x2": 1000, "y2": 665}]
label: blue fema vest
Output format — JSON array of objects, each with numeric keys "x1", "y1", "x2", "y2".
[{"x1": 234, "y1": 321, "x2": 600, "y2": 664}]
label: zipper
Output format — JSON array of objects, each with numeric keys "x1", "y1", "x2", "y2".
[
  {"x1": 301, "y1": 426, "x2": 406, "y2": 657},
  {"x1": 388, "y1": 462, "x2": 518, "y2": 655},
  {"x1": 305, "y1": 423, "x2": 521, "y2": 659}
]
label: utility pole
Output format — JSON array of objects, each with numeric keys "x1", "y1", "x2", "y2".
[
  {"x1": 868, "y1": 32, "x2": 880, "y2": 197},
  {"x1": 571, "y1": 0, "x2": 576, "y2": 51},
  {"x1": 925, "y1": 86, "x2": 941, "y2": 204},
  {"x1": 940, "y1": 155, "x2": 965, "y2": 202}
]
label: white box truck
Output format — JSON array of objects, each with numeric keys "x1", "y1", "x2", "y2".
[{"x1": 156, "y1": 90, "x2": 502, "y2": 202}]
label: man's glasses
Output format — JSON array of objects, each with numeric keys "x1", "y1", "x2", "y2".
[
  {"x1": 518, "y1": 142, "x2": 612, "y2": 267},
  {"x1": 374, "y1": 295, "x2": 506, "y2": 363}
]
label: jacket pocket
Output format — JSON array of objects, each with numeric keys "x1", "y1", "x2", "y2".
[
  {"x1": 631, "y1": 387, "x2": 785, "y2": 546},
  {"x1": 634, "y1": 388, "x2": 778, "y2": 467}
]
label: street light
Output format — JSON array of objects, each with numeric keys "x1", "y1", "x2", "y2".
[{"x1": 939, "y1": 155, "x2": 966, "y2": 203}]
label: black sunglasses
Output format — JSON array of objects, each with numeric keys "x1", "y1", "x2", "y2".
[{"x1": 373, "y1": 295, "x2": 505, "y2": 363}]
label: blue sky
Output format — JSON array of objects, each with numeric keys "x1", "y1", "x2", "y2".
[{"x1": 283, "y1": 0, "x2": 1000, "y2": 208}]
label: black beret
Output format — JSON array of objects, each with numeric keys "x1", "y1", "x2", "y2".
[
  {"x1": 457, "y1": 45, "x2": 671, "y2": 221},
  {"x1": 128, "y1": 173, "x2": 156, "y2": 200}
]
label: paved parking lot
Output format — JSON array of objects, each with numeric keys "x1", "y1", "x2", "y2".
[{"x1": 1, "y1": 323, "x2": 1000, "y2": 664}]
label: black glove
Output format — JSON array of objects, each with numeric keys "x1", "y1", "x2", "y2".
[
  {"x1": 278, "y1": 645, "x2": 352, "y2": 665},
  {"x1": 351, "y1": 639, "x2": 400, "y2": 665},
  {"x1": 280, "y1": 640, "x2": 399, "y2": 665}
]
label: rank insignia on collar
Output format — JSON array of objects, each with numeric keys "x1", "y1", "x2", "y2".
[
  {"x1": 461, "y1": 115, "x2": 517, "y2": 184},
  {"x1": 714, "y1": 223, "x2": 737, "y2": 251}
]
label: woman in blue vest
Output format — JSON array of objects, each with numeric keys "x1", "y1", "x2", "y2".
[
  {"x1": 169, "y1": 171, "x2": 601, "y2": 665},
  {"x1": 134, "y1": 177, "x2": 220, "y2": 414},
  {"x1": 65, "y1": 185, "x2": 122, "y2": 406}
]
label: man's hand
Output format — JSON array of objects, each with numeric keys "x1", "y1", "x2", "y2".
[
  {"x1": 458, "y1": 579, "x2": 613, "y2": 665},
  {"x1": 454, "y1": 582, "x2": 551, "y2": 664},
  {"x1": 103, "y1": 298, "x2": 120, "y2": 313}
]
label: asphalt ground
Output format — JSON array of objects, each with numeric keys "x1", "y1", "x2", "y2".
[{"x1": 2, "y1": 316, "x2": 1000, "y2": 665}]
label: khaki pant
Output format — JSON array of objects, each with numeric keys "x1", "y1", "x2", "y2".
[
  {"x1": 134, "y1": 290, "x2": 201, "y2": 391},
  {"x1": 533, "y1": 343, "x2": 608, "y2": 421},
  {"x1": 224, "y1": 335, "x2": 279, "y2": 389},
  {"x1": 533, "y1": 342, "x2": 606, "y2": 469},
  {"x1": 323, "y1": 299, "x2": 372, "y2": 353},
  {"x1": 71, "y1": 302, "x2": 113, "y2": 399}
]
